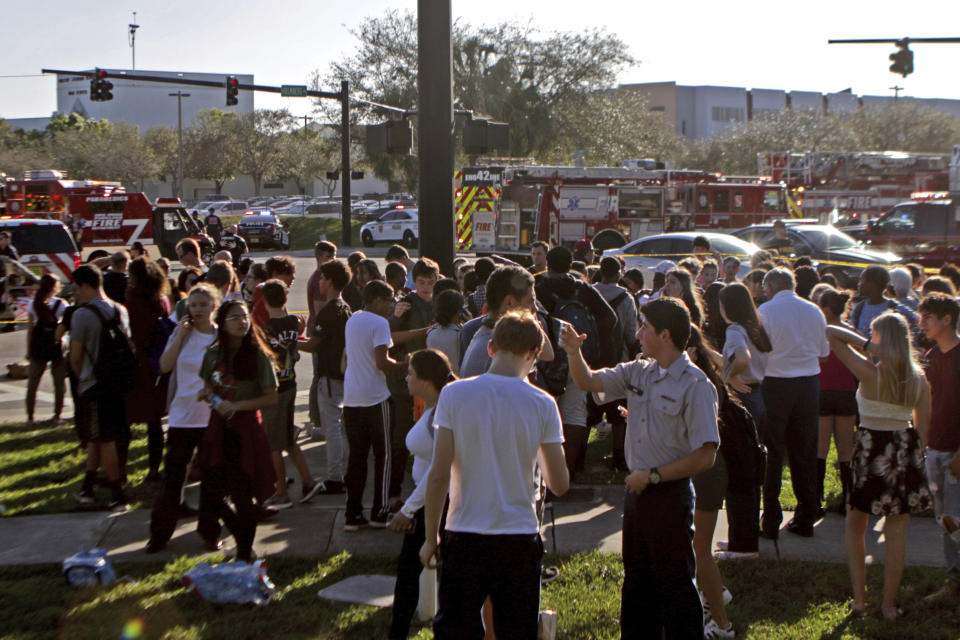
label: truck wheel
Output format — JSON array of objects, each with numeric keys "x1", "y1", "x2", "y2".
[
  {"x1": 403, "y1": 230, "x2": 418, "y2": 249},
  {"x1": 362, "y1": 230, "x2": 375, "y2": 247}
]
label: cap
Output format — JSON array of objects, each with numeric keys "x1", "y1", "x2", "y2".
[{"x1": 652, "y1": 260, "x2": 676, "y2": 274}]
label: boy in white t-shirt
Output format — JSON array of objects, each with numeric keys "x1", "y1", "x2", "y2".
[
  {"x1": 342, "y1": 280, "x2": 425, "y2": 531},
  {"x1": 420, "y1": 311, "x2": 569, "y2": 639}
]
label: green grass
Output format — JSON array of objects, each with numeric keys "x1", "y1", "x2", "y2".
[
  {"x1": 0, "y1": 421, "x2": 155, "y2": 517},
  {"x1": 576, "y1": 423, "x2": 845, "y2": 511},
  {"x1": 220, "y1": 215, "x2": 364, "y2": 251},
  {"x1": 1, "y1": 552, "x2": 956, "y2": 639}
]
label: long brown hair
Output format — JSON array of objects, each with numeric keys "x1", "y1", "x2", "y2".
[
  {"x1": 32, "y1": 274, "x2": 59, "y2": 325},
  {"x1": 718, "y1": 283, "x2": 772, "y2": 353},
  {"x1": 410, "y1": 348, "x2": 457, "y2": 393},
  {"x1": 686, "y1": 324, "x2": 729, "y2": 407},
  {"x1": 666, "y1": 268, "x2": 703, "y2": 327},
  {"x1": 211, "y1": 300, "x2": 277, "y2": 380}
]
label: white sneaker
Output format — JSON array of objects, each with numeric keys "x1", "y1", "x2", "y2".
[
  {"x1": 263, "y1": 493, "x2": 293, "y2": 510},
  {"x1": 701, "y1": 586, "x2": 733, "y2": 624},
  {"x1": 703, "y1": 619, "x2": 735, "y2": 639}
]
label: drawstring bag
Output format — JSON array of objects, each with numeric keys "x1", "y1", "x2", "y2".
[
  {"x1": 182, "y1": 560, "x2": 275, "y2": 605},
  {"x1": 62, "y1": 549, "x2": 116, "y2": 587}
]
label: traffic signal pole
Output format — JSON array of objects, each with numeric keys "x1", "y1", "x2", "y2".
[
  {"x1": 417, "y1": 0, "x2": 455, "y2": 275},
  {"x1": 340, "y1": 80, "x2": 352, "y2": 247}
]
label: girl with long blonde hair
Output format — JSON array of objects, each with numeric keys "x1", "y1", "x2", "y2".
[{"x1": 827, "y1": 312, "x2": 932, "y2": 620}]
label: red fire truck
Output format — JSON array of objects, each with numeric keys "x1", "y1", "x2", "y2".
[
  {"x1": 757, "y1": 151, "x2": 951, "y2": 224},
  {"x1": 2, "y1": 170, "x2": 214, "y2": 260},
  {"x1": 455, "y1": 165, "x2": 789, "y2": 258}
]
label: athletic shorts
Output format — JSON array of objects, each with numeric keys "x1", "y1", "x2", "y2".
[
  {"x1": 81, "y1": 392, "x2": 126, "y2": 443},
  {"x1": 263, "y1": 386, "x2": 296, "y2": 452},
  {"x1": 819, "y1": 389, "x2": 857, "y2": 417}
]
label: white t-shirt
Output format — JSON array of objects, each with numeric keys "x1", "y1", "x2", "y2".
[
  {"x1": 434, "y1": 373, "x2": 564, "y2": 535},
  {"x1": 26, "y1": 297, "x2": 67, "y2": 323},
  {"x1": 343, "y1": 310, "x2": 393, "y2": 407},
  {"x1": 402, "y1": 407, "x2": 437, "y2": 514},
  {"x1": 426, "y1": 325, "x2": 461, "y2": 375},
  {"x1": 166, "y1": 327, "x2": 217, "y2": 428},
  {"x1": 723, "y1": 323, "x2": 767, "y2": 385}
]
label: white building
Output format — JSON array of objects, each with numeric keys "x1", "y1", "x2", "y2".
[{"x1": 623, "y1": 81, "x2": 960, "y2": 139}]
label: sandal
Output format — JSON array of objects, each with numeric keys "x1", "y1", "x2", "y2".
[{"x1": 846, "y1": 600, "x2": 865, "y2": 617}]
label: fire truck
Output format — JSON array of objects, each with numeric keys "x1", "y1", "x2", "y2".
[
  {"x1": 454, "y1": 165, "x2": 790, "y2": 258},
  {"x1": 2, "y1": 170, "x2": 214, "y2": 260},
  {"x1": 757, "y1": 151, "x2": 951, "y2": 225}
]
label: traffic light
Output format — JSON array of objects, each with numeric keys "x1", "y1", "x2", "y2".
[
  {"x1": 463, "y1": 119, "x2": 509, "y2": 155},
  {"x1": 89, "y1": 69, "x2": 113, "y2": 102},
  {"x1": 366, "y1": 120, "x2": 413, "y2": 155},
  {"x1": 889, "y1": 40, "x2": 914, "y2": 77},
  {"x1": 225, "y1": 76, "x2": 239, "y2": 106}
]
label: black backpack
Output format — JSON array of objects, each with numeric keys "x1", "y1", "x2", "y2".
[
  {"x1": 552, "y1": 294, "x2": 600, "y2": 366},
  {"x1": 84, "y1": 303, "x2": 138, "y2": 398},
  {"x1": 719, "y1": 398, "x2": 767, "y2": 490},
  {"x1": 29, "y1": 299, "x2": 63, "y2": 362},
  {"x1": 537, "y1": 315, "x2": 569, "y2": 397}
]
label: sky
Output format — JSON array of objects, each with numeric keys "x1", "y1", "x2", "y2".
[{"x1": 2, "y1": 0, "x2": 959, "y2": 121}]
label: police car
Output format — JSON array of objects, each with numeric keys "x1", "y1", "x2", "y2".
[
  {"x1": 236, "y1": 211, "x2": 290, "y2": 250},
  {"x1": 360, "y1": 207, "x2": 419, "y2": 248}
]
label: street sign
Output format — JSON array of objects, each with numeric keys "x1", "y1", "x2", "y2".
[{"x1": 280, "y1": 85, "x2": 308, "y2": 97}]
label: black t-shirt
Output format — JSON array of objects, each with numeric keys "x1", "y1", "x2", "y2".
[
  {"x1": 263, "y1": 315, "x2": 300, "y2": 392},
  {"x1": 313, "y1": 298, "x2": 352, "y2": 380},
  {"x1": 102, "y1": 271, "x2": 128, "y2": 305},
  {"x1": 205, "y1": 215, "x2": 222, "y2": 232}
]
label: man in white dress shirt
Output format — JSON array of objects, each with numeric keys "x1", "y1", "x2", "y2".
[{"x1": 758, "y1": 267, "x2": 830, "y2": 539}]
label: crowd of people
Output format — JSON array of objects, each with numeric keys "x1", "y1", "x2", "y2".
[{"x1": 23, "y1": 227, "x2": 960, "y2": 639}]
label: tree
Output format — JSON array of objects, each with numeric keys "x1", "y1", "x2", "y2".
[
  {"x1": 233, "y1": 109, "x2": 294, "y2": 196},
  {"x1": 143, "y1": 126, "x2": 181, "y2": 197},
  {"x1": 312, "y1": 12, "x2": 637, "y2": 184},
  {"x1": 184, "y1": 109, "x2": 239, "y2": 194},
  {"x1": 275, "y1": 127, "x2": 339, "y2": 195},
  {"x1": 850, "y1": 103, "x2": 960, "y2": 152}
]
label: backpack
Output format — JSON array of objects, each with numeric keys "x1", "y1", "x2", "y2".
[
  {"x1": 83, "y1": 303, "x2": 138, "y2": 399},
  {"x1": 30, "y1": 299, "x2": 63, "y2": 362},
  {"x1": 850, "y1": 299, "x2": 897, "y2": 331},
  {"x1": 718, "y1": 398, "x2": 766, "y2": 490},
  {"x1": 147, "y1": 315, "x2": 177, "y2": 377},
  {"x1": 537, "y1": 316, "x2": 569, "y2": 397},
  {"x1": 552, "y1": 294, "x2": 600, "y2": 366}
]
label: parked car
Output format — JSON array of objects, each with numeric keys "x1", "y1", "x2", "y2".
[
  {"x1": 730, "y1": 223, "x2": 899, "y2": 287},
  {"x1": 236, "y1": 212, "x2": 290, "y2": 250},
  {"x1": 846, "y1": 193, "x2": 960, "y2": 268},
  {"x1": 189, "y1": 200, "x2": 248, "y2": 218},
  {"x1": 358, "y1": 200, "x2": 403, "y2": 221},
  {"x1": 602, "y1": 232, "x2": 760, "y2": 285},
  {"x1": 360, "y1": 208, "x2": 419, "y2": 248}
]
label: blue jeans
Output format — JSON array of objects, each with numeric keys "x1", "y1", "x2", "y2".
[
  {"x1": 926, "y1": 449, "x2": 960, "y2": 585},
  {"x1": 621, "y1": 481, "x2": 702, "y2": 639}
]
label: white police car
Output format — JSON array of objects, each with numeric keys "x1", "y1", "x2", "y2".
[{"x1": 360, "y1": 207, "x2": 419, "y2": 248}]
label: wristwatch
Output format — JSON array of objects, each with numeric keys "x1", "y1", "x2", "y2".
[{"x1": 649, "y1": 467, "x2": 662, "y2": 485}]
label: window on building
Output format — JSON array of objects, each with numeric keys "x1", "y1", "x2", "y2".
[
  {"x1": 650, "y1": 106, "x2": 665, "y2": 112},
  {"x1": 711, "y1": 106, "x2": 745, "y2": 123}
]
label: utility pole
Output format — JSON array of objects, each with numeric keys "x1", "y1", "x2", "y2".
[
  {"x1": 340, "y1": 80, "x2": 351, "y2": 246},
  {"x1": 300, "y1": 115, "x2": 313, "y2": 128},
  {"x1": 890, "y1": 86, "x2": 904, "y2": 100},
  {"x1": 168, "y1": 91, "x2": 190, "y2": 200},
  {"x1": 417, "y1": 0, "x2": 455, "y2": 274},
  {"x1": 128, "y1": 12, "x2": 140, "y2": 70}
]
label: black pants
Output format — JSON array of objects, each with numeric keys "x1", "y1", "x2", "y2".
[
  {"x1": 725, "y1": 385, "x2": 765, "y2": 553},
  {"x1": 389, "y1": 393, "x2": 414, "y2": 499},
  {"x1": 621, "y1": 481, "x2": 702, "y2": 640},
  {"x1": 562, "y1": 424, "x2": 590, "y2": 481},
  {"x1": 390, "y1": 508, "x2": 426, "y2": 640},
  {"x1": 344, "y1": 401, "x2": 392, "y2": 520},
  {"x1": 198, "y1": 429, "x2": 258, "y2": 562},
  {"x1": 149, "y1": 428, "x2": 210, "y2": 545},
  {"x1": 434, "y1": 532, "x2": 542, "y2": 640},
  {"x1": 146, "y1": 421, "x2": 164, "y2": 472},
  {"x1": 761, "y1": 375, "x2": 820, "y2": 532}
]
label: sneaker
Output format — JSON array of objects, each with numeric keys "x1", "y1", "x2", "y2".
[
  {"x1": 313, "y1": 480, "x2": 345, "y2": 495},
  {"x1": 223, "y1": 545, "x2": 258, "y2": 562},
  {"x1": 263, "y1": 493, "x2": 293, "y2": 510},
  {"x1": 108, "y1": 497, "x2": 129, "y2": 513},
  {"x1": 145, "y1": 539, "x2": 167, "y2": 554},
  {"x1": 300, "y1": 480, "x2": 324, "y2": 503},
  {"x1": 344, "y1": 516, "x2": 369, "y2": 532},
  {"x1": 714, "y1": 550, "x2": 760, "y2": 561},
  {"x1": 715, "y1": 540, "x2": 729, "y2": 552},
  {"x1": 369, "y1": 512, "x2": 389, "y2": 528},
  {"x1": 76, "y1": 489, "x2": 95, "y2": 505},
  {"x1": 703, "y1": 618, "x2": 735, "y2": 639},
  {"x1": 700, "y1": 586, "x2": 734, "y2": 623}
]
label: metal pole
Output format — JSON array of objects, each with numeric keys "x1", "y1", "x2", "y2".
[
  {"x1": 417, "y1": 0, "x2": 455, "y2": 272},
  {"x1": 169, "y1": 91, "x2": 189, "y2": 200},
  {"x1": 340, "y1": 80, "x2": 352, "y2": 247}
]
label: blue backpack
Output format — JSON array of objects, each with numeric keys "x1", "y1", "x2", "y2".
[{"x1": 552, "y1": 295, "x2": 600, "y2": 367}]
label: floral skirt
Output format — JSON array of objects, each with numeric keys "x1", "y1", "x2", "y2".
[{"x1": 850, "y1": 427, "x2": 932, "y2": 516}]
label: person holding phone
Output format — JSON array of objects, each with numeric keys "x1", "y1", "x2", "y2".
[{"x1": 388, "y1": 348, "x2": 456, "y2": 640}]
